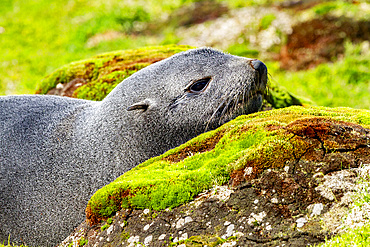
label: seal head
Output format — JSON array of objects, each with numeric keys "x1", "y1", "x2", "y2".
[
  {"x1": 0, "y1": 48, "x2": 267, "y2": 246},
  {"x1": 112, "y1": 48, "x2": 267, "y2": 154}
]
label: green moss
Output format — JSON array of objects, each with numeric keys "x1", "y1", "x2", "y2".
[
  {"x1": 176, "y1": 235, "x2": 225, "y2": 247},
  {"x1": 265, "y1": 79, "x2": 312, "y2": 109},
  {"x1": 101, "y1": 224, "x2": 109, "y2": 231},
  {"x1": 106, "y1": 217, "x2": 113, "y2": 225},
  {"x1": 78, "y1": 237, "x2": 88, "y2": 247},
  {"x1": 318, "y1": 223, "x2": 370, "y2": 247},
  {"x1": 121, "y1": 231, "x2": 130, "y2": 241},
  {"x1": 100, "y1": 217, "x2": 114, "y2": 232},
  {"x1": 37, "y1": 45, "x2": 194, "y2": 98},
  {"x1": 86, "y1": 105, "x2": 370, "y2": 223}
]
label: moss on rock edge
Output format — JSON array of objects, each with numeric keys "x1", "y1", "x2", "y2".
[{"x1": 86, "y1": 105, "x2": 370, "y2": 225}]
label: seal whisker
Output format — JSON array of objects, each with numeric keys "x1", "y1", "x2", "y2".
[
  {"x1": 242, "y1": 86, "x2": 247, "y2": 110},
  {"x1": 221, "y1": 96, "x2": 235, "y2": 119},
  {"x1": 203, "y1": 86, "x2": 237, "y2": 131},
  {"x1": 205, "y1": 98, "x2": 228, "y2": 131},
  {"x1": 233, "y1": 92, "x2": 241, "y2": 112}
]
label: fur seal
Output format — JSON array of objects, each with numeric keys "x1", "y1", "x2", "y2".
[{"x1": 0, "y1": 48, "x2": 267, "y2": 246}]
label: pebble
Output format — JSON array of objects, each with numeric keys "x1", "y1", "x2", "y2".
[
  {"x1": 176, "y1": 218, "x2": 185, "y2": 229},
  {"x1": 127, "y1": 235, "x2": 140, "y2": 244}
]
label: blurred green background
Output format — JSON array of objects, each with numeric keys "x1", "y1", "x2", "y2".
[{"x1": 0, "y1": 0, "x2": 369, "y2": 108}]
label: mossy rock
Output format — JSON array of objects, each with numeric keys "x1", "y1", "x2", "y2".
[
  {"x1": 37, "y1": 44, "x2": 307, "y2": 109},
  {"x1": 86, "y1": 105, "x2": 370, "y2": 224},
  {"x1": 37, "y1": 45, "x2": 194, "y2": 100}
]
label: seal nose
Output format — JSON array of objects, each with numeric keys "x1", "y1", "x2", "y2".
[
  {"x1": 251, "y1": 59, "x2": 268, "y2": 87},
  {"x1": 251, "y1": 59, "x2": 268, "y2": 78}
]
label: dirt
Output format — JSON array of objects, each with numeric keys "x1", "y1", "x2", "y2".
[
  {"x1": 279, "y1": 15, "x2": 370, "y2": 70},
  {"x1": 163, "y1": 130, "x2": 226, "y2": 163},
  {"x1": 169, "y1": 0, "x2": 229, "y2": 27},
  {"x1": 47, "y1": 78, "x2": 87, "y2": 97},
  {"x1": 277, "y1": 0, "x2": 324, "y2": 11}
]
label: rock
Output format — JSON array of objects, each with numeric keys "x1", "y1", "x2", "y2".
[{"x1": 59, "y1": 106, "x2": 370, "y2": 247}]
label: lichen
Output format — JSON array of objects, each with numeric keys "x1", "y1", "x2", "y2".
[{"x1": 86, "y1": 105, "x2": 370, "y2": 224}]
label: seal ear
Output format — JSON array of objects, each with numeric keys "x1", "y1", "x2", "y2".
[
  {"x1": 127, "y1": 102, "x2": 149, "y2": 112},
  {"x1": 127, "y1": 99, "x2": 155, "y2": 112}
]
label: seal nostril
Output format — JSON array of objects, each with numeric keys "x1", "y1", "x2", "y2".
[{"x1": 251, "y1": 59, "x2": 267, "y2": 77}]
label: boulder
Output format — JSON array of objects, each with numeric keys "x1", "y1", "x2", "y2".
[{"x1": 59, "y1": 106, "x2": 370, "y2": 246}]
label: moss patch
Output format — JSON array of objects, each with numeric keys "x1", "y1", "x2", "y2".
[
  {"x1": 319, "y1": 222, "x2": 370, "y2": 247},
  {"x1": 36, "y1": 45, "x2": 194, "y2": 100},
  {"x1": 86, "y1": 105, "x2": 370, "y2": 224}
]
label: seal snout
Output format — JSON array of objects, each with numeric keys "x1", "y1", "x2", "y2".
[{"x1": 251, "y1": 59, "x2": 268, "y2": 83}]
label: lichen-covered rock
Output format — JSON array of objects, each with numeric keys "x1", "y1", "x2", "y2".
[
  {"x1": 37, "y1": 44, "x2": 306, "y2": 109},
  {"x1": 59, "y1": 106, "x2": 370, "y2": 246}
]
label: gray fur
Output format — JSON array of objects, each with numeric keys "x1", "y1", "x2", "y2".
[{"x1": 0, "y1": 48, "x2": 267, "y2": 246}]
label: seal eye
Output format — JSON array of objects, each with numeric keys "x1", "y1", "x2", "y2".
[{"x1": 188, "y1": 77, "x2": 212, "y2": 93}]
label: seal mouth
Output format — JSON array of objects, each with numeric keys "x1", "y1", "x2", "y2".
[
  {"x1": 220, "y1": 90, "x2": 263, "y2": 117},
  {"x1": 204, "y1": 85, "x2": 265, "y2": 131}
]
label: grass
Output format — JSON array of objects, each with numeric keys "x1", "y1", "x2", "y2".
[
  {"x1": 0, "y1": 0, "x2": 159, "y2": 95},
  {"x1": 0, "y1": 0, "x2": 287, "y2": 96},
  {"x1": 319, "y1": 224, "x2": 370, "y2": 247},
  {"x1": 0, "y1": 243, "x2": 26, "y2": 247},
  {"x1": 0, "y1": 245, "x2": 26, "y2": 247},
  {"x1": 267, "y1": 42, "x2": 370, "y2": 109}
]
